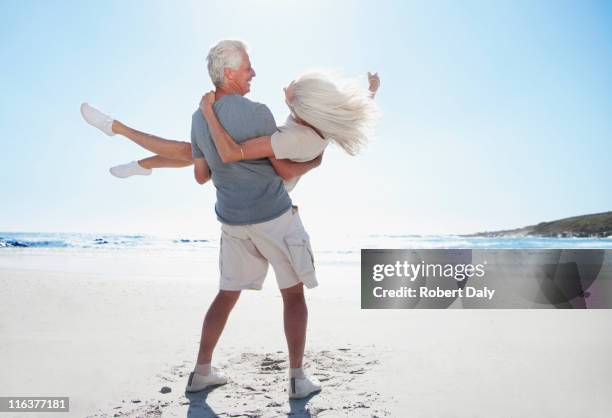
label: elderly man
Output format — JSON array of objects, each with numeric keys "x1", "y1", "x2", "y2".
[{"x1": 185, "y1": 40, "x2": 321, "y2": 400}]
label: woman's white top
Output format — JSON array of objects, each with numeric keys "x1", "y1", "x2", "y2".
[{"x1": 270, "y1": 115, "x2": 329, "y2": 192}]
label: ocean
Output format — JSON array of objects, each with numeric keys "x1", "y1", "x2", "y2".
[{"x1": 2, "y1": 231, "x2": 611, "y2": 263}]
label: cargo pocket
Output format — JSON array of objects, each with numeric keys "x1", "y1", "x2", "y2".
[{"x1": 284, "y1": 232, "x2": 318, "y2": 288}]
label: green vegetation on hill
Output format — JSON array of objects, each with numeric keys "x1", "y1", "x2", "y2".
[{"x1": 468, "y1": 211, "x2": 612, "y2": 238}]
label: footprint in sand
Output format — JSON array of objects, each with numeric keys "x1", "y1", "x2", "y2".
[{"x1": 93, "y1": 346, "x2": 390, "y2": 417}]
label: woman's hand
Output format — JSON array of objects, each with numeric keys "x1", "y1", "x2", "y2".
[
  {"x1": 368, "y1": 72, "x2": 380, "y2": 97},
  {"x1": 199, "y1": 91, "x2": 216, "y2": 117}
]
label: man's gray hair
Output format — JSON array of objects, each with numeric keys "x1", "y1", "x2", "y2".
[{"x1": 206, "y1": 40, "x2": 247, "y2": 86}]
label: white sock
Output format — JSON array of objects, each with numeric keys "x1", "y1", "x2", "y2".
[
  {"x1": 80, "y1": 103, "x2": 115, "y2": 136},
  {"x1": 290, "y1": 367, "x2": 305, "y2": 379},
  {"x1": 109, "y1": 161, "x2": 152, "y2": 179},
  {"x1": 194, "y1": 362, "x2": 211, "y2": 376}
]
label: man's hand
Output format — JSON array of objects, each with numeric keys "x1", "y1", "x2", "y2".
[
  {"x1": 193, "y1": 157, "x2": 211, "y2": 184},
  {"x1": 269, "y1": 150, "x2": 324, "y2": 181}
]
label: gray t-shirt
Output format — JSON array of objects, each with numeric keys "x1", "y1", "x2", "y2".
[{"x1": 191, "y1": 94, "x2": 292, "y2": 225}]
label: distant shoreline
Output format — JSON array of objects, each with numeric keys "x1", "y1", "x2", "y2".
[{"x1": 465, "y1": 211, "x2": 612, "y2": 238}]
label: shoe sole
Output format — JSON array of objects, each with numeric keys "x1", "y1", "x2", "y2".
[
  {"x1": 289, "y1": 388, "x2": 322, "y2": 400},
  {"x1": 185, "y1": 383, "x2": 226, "y2": 393},
  {"x1": 185, "y1": 372, "x2": 228, "y2": 393}
]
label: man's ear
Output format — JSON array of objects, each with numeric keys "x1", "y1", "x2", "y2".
[{"x1": 223, "y1": 67, "x2": 233, "y2": 81}]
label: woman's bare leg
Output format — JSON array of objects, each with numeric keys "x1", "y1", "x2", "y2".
[
  {"x1": 138, "y1": 155, "x2": 193, "y2": 170},
  {"x1": 112, "y1": 120, "x2": 192, "y2": 162}
]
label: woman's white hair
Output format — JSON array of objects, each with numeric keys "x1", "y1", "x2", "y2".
[
  {"x1": 206, "y1": 40, "x2": 247, "y2": 87},
  {"x1": 289, "y1": 72, "x2": 380, "y2": 156}
]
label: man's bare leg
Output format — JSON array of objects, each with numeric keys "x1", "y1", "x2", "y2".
[
  {"x1": 281, "y1": 282, "x2": 320, "y2": 399},
  {"x1": 138, "y1": 155, "x2": 193, "y2": 170},
  {"x1": 280, "y1": 283, "x2": 307, "y2": 368},
  {"x1": 196, "y1": 290, "x2": 241, "y2": 366},
  {"x1": 111, "y1": 120, "x2": 193, "y2": 162},
  {"x1": 185, "y1": 290, "x2": 239, "y2": 391}
]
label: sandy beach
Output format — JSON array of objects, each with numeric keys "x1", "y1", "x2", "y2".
[
  {"x1": 1, "y1": 249, "x2": 611, "y2": 417},
  {"x1": 3, "y1": 0, "x2": 612, "y2": 416}
]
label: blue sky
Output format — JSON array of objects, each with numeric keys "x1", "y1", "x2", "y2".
[{"x1": 1, "y1": 0, "x2": 610, "y2": 237}]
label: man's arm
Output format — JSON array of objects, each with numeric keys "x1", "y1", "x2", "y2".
[
  {"x1": 194, "y1": 157, "x2": 211, "y2": 185},
  {"x1": 190, "y1": 114, "x2": 211, "y2": 184},
  {"x1": 269, "y1": 153, "x2": 323, "y2": 181}
]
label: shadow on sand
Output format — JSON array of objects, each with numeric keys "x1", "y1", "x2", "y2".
[
  {"x1": 184, "y1": 386, "x2": 220, "y2": 418},
  {"x1": 185, "y1": 386, "x2": 320, "y2": 417},
  {"x1": 287, "y1": 391, "x2": 320, "y2": 417}
]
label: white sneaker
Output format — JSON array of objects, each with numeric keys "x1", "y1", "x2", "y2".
[
  {"x1": 80, "y1": 103, "x2": 115, "y2": 136},
  {"x1": 288, "y1": 375, "x2": 321, "y2": 399},
  {"x1": 109, "y1": 161, "x2": 152, "y2": 178},
  {"x1": 185, "y1": 369, "x2": 228, "y2": 392}
]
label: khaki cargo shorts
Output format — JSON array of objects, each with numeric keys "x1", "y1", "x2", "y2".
[{"x1": 218, "y1": 206, "x2": 317, "y2": 291}]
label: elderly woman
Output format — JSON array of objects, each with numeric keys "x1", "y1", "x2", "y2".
[{"x1": 80, "y1": 72, "x2": 379, "y2": 191}]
